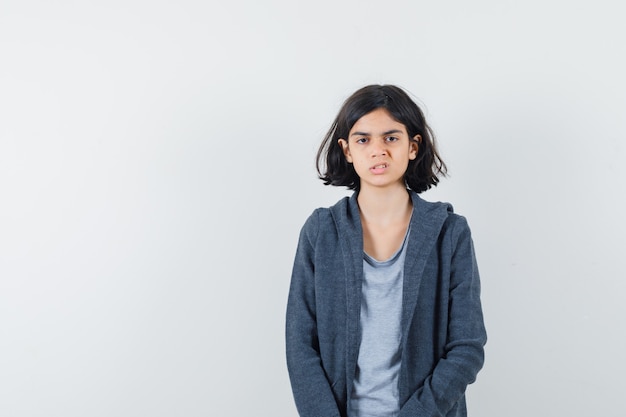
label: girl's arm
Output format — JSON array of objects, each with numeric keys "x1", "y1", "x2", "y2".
[
  {"x1": 286, "y1": 212, "x2": 342, "y2": 417},
  {"x1": 399, "y1": 216, "x2": 487, "y2": 417}
]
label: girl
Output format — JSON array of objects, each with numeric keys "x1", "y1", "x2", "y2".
[{"x1": 286, "y1": 85, "x2": 486, "y2": 417}]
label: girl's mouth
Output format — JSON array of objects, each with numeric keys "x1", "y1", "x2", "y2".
[{"x1": 370, "y1": 163, "x2": 388, "y2": 173}]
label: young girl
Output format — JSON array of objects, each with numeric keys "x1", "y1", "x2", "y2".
[{"x1": 286, "y1": 85, "x2": 486, "y2": 417}]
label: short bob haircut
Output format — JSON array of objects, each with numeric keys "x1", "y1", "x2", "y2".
[{"x1": 316, "y1": 84, "x2": 447, "y2": 193}]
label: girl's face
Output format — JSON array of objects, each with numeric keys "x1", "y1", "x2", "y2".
[{"x1": 338, "y1": 108, "x2": 419, "y2": 192}]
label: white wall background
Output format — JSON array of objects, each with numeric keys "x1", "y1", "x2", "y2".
[{"x1": 1, "y1": 1, "x2": 625, "y2": 416}]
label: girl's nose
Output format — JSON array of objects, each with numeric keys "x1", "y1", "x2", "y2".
[{"x1": 371, "y1": 143, "x2": 387, "y2": 157}]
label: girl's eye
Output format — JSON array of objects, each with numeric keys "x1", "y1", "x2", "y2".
[
  {"x1": 386, "y1": 136, "x2": 399, "y2": 142},
  {"x1": 356, "y1": 138, "x2": 368, "y2": 144}
]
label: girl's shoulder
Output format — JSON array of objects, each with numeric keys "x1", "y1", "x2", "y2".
[
  {"x1": 299, "y1": 195, "x2": 354, "y2": 240},
  {"x1": 409, "y1": 192, "x2": 474, "y2": 237}
]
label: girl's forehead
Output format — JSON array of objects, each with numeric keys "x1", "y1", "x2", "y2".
[{"x1": 351, "y1": 108, "x2": 407, "y2": 132}]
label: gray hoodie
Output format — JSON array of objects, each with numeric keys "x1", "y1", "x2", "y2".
[{"x1": 286, "y1": 191, "x2": 487, "y2": 417}]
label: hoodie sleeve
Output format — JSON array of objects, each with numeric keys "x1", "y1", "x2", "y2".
[
  {"x1": 286, "y1": 210, "x2": 342, "y2": 417},
  {"x1": 399, "y1": 215, "x2": 487, "y2": 417}
]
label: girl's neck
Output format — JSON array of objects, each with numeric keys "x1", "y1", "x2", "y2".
[{"x1": 357, "y1": 183, "x2": 412, "y2": 224}]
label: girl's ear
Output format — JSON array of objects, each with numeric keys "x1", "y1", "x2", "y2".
[
  {"x1": 409, "y1": 135, "x2": 421, "y2": 160},
  {"x1": 338, "y1": 138, "x2": 353, "y2": 163}
]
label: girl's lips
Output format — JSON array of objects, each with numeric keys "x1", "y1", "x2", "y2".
[{"x1": 370, "y1": 163, "x2": 388, "y2": 174}]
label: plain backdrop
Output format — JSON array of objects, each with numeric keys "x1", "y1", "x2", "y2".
[{"x1": 1, "y1": 1, "x2": 625, "y2": 416}]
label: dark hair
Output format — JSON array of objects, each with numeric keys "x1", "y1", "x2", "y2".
[{"x1": 316, "y1": 84, "x2": 447, "y2": 193}]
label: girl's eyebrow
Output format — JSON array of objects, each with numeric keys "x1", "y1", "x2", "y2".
[
  {"x1": 382, "y1": 129, "x2": 404, "y2": 136},
  {"x1": 350, "y1": 129, "x2": 404, "y2": 137}
]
